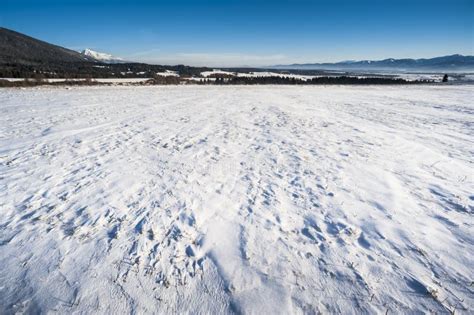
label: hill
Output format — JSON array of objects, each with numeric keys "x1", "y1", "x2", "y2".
[
  {"x1": 0, "y1": 27, "x2": 209, "y2": 78},
  {"x1": 0, "y1": 27, "x2": 96, "y2": 65}
]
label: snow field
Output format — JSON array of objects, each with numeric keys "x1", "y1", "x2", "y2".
[{"x1": 0, "y1": 85, "x2": 473, "y2": 313}]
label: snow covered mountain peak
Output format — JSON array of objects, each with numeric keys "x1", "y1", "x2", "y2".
[{"x1": 81, "y1": 48, "x2": 124, "y2": 63}]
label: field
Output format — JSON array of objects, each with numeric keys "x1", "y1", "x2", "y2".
[{"x1": 0, "y1": 85, "x2": 473, "y2": 313}]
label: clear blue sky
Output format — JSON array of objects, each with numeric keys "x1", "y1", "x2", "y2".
[{"x1": 1, "y1": 0, "x2": 473, "y2": 66}]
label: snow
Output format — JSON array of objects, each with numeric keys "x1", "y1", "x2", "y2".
[
  {"x1": 93, "y1": 78, "x2": 150, "y2": 83},
  {"x1": 200, "y1": 70, "x2": 316, "y2": 81},
  {"x1": 156, "y1": 70, "x2": 179, "y2": 77},
  {"x1": 0, "y1": 85, "x2": 473, "y2": 314},
  {"x1": 0, "y1": 78, "x2": 25, "y2": 82},
  {"x1": 81, "y1": 48, "x2": 124, "y2": 63},
  {"x1": 201, "y1": 69, "x2": 236, "y2": 77},
  {"x1": 185, "y1": 77, "x2": 216, "y2": 82},
  {"x1": 1, "y1": 78, "x2": 150, "y2": 83},
  {"x1": 236, "y1": 71, "x2": 315, "y2": 81}
]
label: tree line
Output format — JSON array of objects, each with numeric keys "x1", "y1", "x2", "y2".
[{"x1": 204, "y1": 76, "x2": 433, "y2": 85}]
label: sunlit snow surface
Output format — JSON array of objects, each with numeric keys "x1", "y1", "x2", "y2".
[{"x1": 0, "y1": 85, "x2": 473, "y2": 314}]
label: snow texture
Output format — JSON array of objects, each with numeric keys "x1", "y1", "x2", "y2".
[{"x1": 0, "y1": 85, "x2": 473, "y2": 314}]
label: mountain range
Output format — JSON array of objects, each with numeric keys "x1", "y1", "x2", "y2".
[
  {"x1": 272, "y1": 55, "x2": 474, "y2": 71},
  {"x1": 1, "y1": 27, "x2": 473, "y2": 77}
]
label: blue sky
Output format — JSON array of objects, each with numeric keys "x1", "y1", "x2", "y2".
[{"x1": 1, "y1": 0, "x2": 473, "y2": 66}]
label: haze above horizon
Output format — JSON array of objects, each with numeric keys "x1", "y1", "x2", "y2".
[{"x1": 1, "y1": 0, "x2": 472, "y2": 67}]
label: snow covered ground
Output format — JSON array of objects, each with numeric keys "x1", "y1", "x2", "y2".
[
  {"x1": 1, "y1": 78, "x2": 151, "y2": 83},
  {"x1": 0, "y1": 85, "x2": 473, "y2": 314},
  {"x1": 155, "y1": 70, "x2": 179, "y2": 77},
  {"x1": 201, "y1": 69, "x2": 318, "y2": 81}
]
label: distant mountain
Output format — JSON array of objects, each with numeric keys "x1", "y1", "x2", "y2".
[
  {"x1": 272, "y1": 55, "x2": 474, "y2": 71},
  {"x1": 81, "y1": 48, "x2": 124, "y2": 63},
  {"x1": 0, "y1": 27, "x2": 96, "y2": 65}
]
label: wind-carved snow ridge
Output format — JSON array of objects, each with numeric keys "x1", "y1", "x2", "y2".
[{"x1": 0, "y1": 85, "x2": 473, "y2": 314}]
